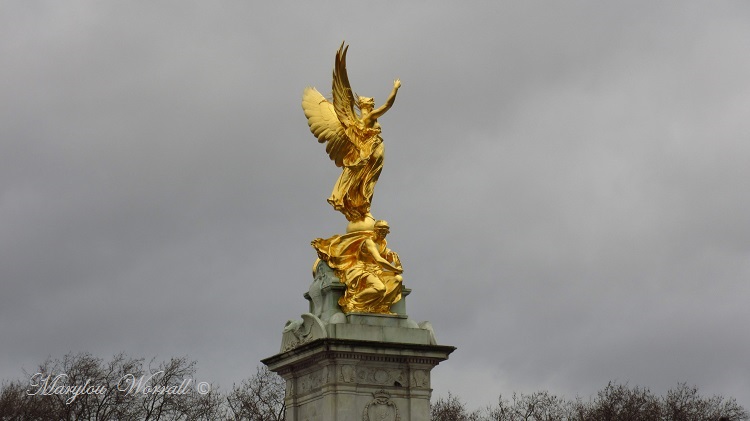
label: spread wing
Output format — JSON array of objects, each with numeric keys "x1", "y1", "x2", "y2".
[
  {"x1": 302, "y1": 87, "x2": 363, "y2": 168},
  {"x1": 332, "y1": 42, "x2": 359, "y2": 128}
]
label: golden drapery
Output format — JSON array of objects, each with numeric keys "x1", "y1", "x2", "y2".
[
  {"x1": 312, "y1": 230, "x2": 402, "y2": 314},
  {"x1": 327, "y1": 139, "x2": 384, "y2": 222}
]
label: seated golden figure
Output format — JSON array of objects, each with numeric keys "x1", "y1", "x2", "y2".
[{"x1": 312, "y1": 221, "x2": 403, "y2": 314}]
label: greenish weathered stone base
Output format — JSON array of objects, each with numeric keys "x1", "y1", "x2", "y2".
[
  {"x1": 262, "y1": 338, "x2": 455, "y2": 421},
  {"x1": 265, "y1": 261, "x2": 455, "y2": 420},
  {"x1": 326, "y1": 321, "x2": 434, "y2": 345}
]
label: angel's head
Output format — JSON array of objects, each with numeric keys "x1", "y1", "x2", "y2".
[{"x1": 358, "y1": 96, "x2": 375, "y2": 111}]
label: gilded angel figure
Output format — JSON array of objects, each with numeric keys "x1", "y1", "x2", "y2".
[{"x1": 302, "y1": 42, "x2": 400, "y2": 232}]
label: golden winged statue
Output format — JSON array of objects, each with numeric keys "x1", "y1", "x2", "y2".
[{"x1": 302, "y1": 42, "x2": 400, "y2": 232}]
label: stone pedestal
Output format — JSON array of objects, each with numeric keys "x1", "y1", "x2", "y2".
[{"x1": 262, "y1": 261, "x2": 455, "y2": 421}]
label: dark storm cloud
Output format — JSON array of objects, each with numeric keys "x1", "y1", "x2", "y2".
[{"x1": 1, "y1": 1, "x2": 748, "y2": 410}]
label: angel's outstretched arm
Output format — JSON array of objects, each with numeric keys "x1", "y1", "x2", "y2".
[{"x1": 370, "y1": 79, "x2": 401, "y2": 120}]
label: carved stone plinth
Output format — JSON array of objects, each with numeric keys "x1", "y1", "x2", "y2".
[
  {"x1": 263, "y1": 262, "x2": 455, "y2": 421},
  {"x1": 262, "y1": 336, "x2": 454, "y2": 421}
]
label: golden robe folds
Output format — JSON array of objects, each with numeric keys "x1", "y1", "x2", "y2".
[{"x1": 312, "y1": 230, "x2": 402, "y2": 314}]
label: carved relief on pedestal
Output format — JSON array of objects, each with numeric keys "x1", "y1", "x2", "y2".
[
  {"x1": 388, "y1": 369, "x2": 407, "y2": 387},
  {"x1": 354, "y1": 367, "x2": 407, "y2": 387},
  {"x1": 297, "y1": 369, "x2": 326, "y2": 396},
  {"x1": 411, "y1": 369, "x2": 429, "y2": 389},
  {"x1": 299, "y1": 375, "x2": 310, "y2": 395},
  {"x1": 285, "y1": 380, "x2": 294, "y2": 398},
  {"x1": 374, "y1": 369, "x2": 389, "y2": 384},
  {"x1": 313, "y1": 370, "x2": 322, "y2": 387},
  {"x1": 362, "y1": 390, "x2": 400, "y2": 421},
  {"x1": 340, "y1": 364, "x2": 356, "y2": 383}
]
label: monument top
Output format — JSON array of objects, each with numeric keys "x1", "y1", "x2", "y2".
[
  {"x1": 304, "y1": 42, "x2": 405, "y2": 316},
  {"x1": 302, "y1": 41, "x2": 400, "y2": 231},
  {"x1": 264, "y1": 43, "x2": 454, "y2": 421}
]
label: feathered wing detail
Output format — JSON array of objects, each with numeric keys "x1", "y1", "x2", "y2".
[
  {"x1": 302, "y1": 42, "x2": 372, "y2": 168},
  {"x1": 302, "y1": 87, "x2": 363, "y2": 168},
  {"x1": 332, "y1": 42, "x2": 359, "y2": 129}
]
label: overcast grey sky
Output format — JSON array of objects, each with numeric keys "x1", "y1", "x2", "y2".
[{"x1": 2, "y1": 1, "x2": 749, "y2": 410}]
